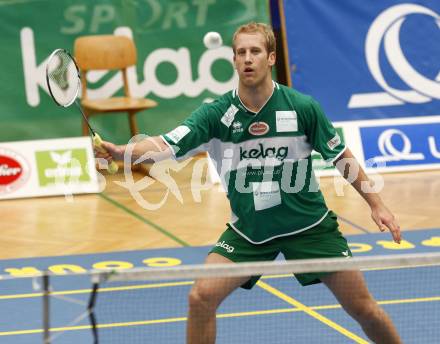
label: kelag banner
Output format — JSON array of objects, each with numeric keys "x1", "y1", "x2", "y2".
[
  {"x1": 283, "y1": 0, "x2": 440, "y2": 121},
  {"x1": 0, "y1": 0, "x2": 270, "y2": 143}
]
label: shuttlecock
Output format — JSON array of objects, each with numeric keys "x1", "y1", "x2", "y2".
[{"x1": 203, "y1": 31, "x2": 222, "y2": 49}]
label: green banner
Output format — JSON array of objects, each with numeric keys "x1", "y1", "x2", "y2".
[
  {"x1": 0, "y1": 0, "x2": 270, "y2": 143},
  {"x1": 35, "y1": 148, "x2": 90, "y2": 186}
]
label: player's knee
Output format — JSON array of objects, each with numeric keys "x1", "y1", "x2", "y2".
[
  {"x1": 347, "y1": 296, "x2": 380, "y2": 322},
  {"x1": 188, "y1": 284, "x2": 218, "y2": 312}
]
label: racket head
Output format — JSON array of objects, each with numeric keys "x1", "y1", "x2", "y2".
[{"x1": 46, "y1": 49, "x2": 81, "y2": 107}]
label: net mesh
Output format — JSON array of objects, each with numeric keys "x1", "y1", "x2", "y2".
[
  {"x1": 93, "y1": 253, "x2": 440, "y2": 343},
  {"x1": 46, "y1": 50, "x2": 80, "y2": 107},
  {"x1": 1, "y1": 253, "x2": 439, "y2": 343}
]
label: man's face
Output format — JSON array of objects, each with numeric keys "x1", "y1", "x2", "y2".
[{"x1": 233, "y1": 32, "x2": 275, "y2": 87}]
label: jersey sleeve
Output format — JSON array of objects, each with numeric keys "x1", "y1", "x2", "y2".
[
  {"x1": 161, "y1": 103, "x2": 216, "y2": 160},
  {"x1": 304, "y1": 99, "x2": 345, "y2": 162}
]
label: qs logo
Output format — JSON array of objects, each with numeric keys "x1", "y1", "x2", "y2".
[
  {"x1": 349, "y1": 4, "x2": 440, "y2": 108},
  {"x1": 373, "y1": 129, "x2": 425, "y2": 162}
]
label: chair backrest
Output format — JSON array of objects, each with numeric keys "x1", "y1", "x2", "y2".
[
  {"x1": 74, "y1": 35, "x2": 137, "y2": 98},
  {"x1": 74, "y1": 35, "x2": 137, "y2": 70}
]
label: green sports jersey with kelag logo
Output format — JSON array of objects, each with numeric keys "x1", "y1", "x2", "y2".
[{"x1": 161, "y1": 82, "x2": 346, "y2": 244}]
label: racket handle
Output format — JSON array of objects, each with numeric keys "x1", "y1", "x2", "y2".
[{"x1": 93, "y1": 133, "x2": 119, "y2": 174}]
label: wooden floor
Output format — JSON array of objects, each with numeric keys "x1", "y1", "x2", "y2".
[{"x1": 1, "y1": 157, "x2": 439, "y2": 260}]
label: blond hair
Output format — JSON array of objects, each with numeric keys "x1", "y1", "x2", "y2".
[{"x1": 232, "y1": 22, "x2": 276, "y2": 54}]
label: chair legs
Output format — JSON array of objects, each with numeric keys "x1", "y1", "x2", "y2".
[{"x1": 128, "y1": 111, "x2": 139, "y2": 138}]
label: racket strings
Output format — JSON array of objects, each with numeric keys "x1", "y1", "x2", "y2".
[
  {"x1": 47, "y1": 50, "x2": 80, "y2": 107},
  {"x1": 48, "y1": 52, "x2": 71, "y2": 90}
]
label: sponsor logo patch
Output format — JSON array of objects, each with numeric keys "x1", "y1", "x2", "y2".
[
  {"x1": 221, "y1": 104, "x2": 239, "y2": 127},
  {"x1": 215, "y1": 240, "x2": 234, "y2": 253},
  {"x1": 342, "y1": 250, "x2": 351, "y2": 258},
  {"x1": 166, "y1": 125, "x2": 191, "y2": 144},
  {"x1": 248, "y1": 122, "x2": 269, "y2": 136},
  {"x1": 253, "y1": 181, "x2": 281, "y2": 211},
  {"x1": 0, "y1": 148, "x2": 30, "y2": 194},
  {"x1": 240, "y1": 143, "x2": 288, "y2": 161},
  {"x1": 327, "y1": 133, "x2": 341, "y2": 150},
  {"x1": 35, "y1": 149, "x2": 90, "y2": 186},
  {"x1": 232, "y1": 121, "x2": 243, "y2": 134},
  {"x1": 276, "y1": 111, "x2": 297, "y2": 132}
]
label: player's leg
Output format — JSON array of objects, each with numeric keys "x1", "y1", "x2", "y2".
[
  {"x1": 321, "y1": 270, "x2": 402, "y2": 344},
  {"x1": 187, "y1": 253, "x2": 249, "y2": 344},
  {"x1": 187, "y1": 227, "x2": 280, "y2": 344},
  {"x1": 280, "y1": 211, "x2": 401, "y2": 342}
]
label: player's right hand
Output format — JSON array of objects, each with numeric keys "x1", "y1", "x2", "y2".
[
  {"x1": 94, "y1": 141, "x2": 124, "y2": 163},
  {"x1": 371, "y1": 204, "x2": 401, "y2": 244}
]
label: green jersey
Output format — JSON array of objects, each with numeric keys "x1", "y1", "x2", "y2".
[{"x1": 162, "y1": 82, "x2": 346, "y2": 243}]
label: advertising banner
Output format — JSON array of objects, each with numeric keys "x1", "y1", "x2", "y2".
[
  {"x1": 0, "y1": 137, "x2": 99, "y2": 200},
  {"x1": 359, "y1": 117, "x2": 440, "y2": 171},
  {"x1": 283, "y1": 0, "x2": 440, "y2": 122},
  {"x1": 282, "y1": 0, "x2": 440, "y2": 173},
  {"x1": 311, "y1": 115, "x2": 440, "y2": 176},
  {"x1": 0, "y1": 0, "x2": 270, "y2": 143}
]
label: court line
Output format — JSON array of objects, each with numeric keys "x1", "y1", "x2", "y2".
[
  {"x1": 0, "y1": 281, "x2": 194, "y2": 300},
  {"x1": 337, "y1": 215, "x2": 371, "y2": 233},
  {"x1": 99, "y1": 193, "x2": 190, "y2": 246},
  {"x1": 0, "y1": 309, "x2": 300, "y2": 336},
  {"x1": 256, "y1": 280, "x2": 369, "y2": 344},
  {"x1": 1, "y1": 295, "x2": 439, "y2": 336}
]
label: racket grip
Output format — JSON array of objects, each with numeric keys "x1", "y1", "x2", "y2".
[{"x1": 93, "y1": 133, "x2": 119, "y2": 174}]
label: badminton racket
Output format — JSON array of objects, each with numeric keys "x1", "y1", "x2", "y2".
[{"x1": 45, "y1": 48, "x2": 118, "y2": 174}]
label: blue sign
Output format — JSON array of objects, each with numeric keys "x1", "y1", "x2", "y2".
[
  {"x1": 360, "y1": 122, "x2": 440, "y2": 167},
  {"x1": 283, "y1": 0, "x2": 440, "y2": 121}
]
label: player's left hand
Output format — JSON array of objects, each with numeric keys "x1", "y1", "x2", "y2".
[{"x1": 371, "y1": 205, "x2": 401, "y2": 244}]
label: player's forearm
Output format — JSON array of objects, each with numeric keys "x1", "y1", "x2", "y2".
[
  {"x1": 118, "y1": 136, "x2": 172, "y2": 163},
  {"x1": 333, "y1": 148, "x2": 384, "y2": 209},
  {"x1": 349, "y1": 168, "x2": 384, "y2": 209}
]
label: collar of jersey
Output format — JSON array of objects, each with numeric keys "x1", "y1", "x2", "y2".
[{"x1": 234, "y1": 81, "x2": 279, "y2": 116}]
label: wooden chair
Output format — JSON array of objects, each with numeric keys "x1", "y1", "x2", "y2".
[{"x1": 74, "y1": 35, "x2": 158, "y2": 138}]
